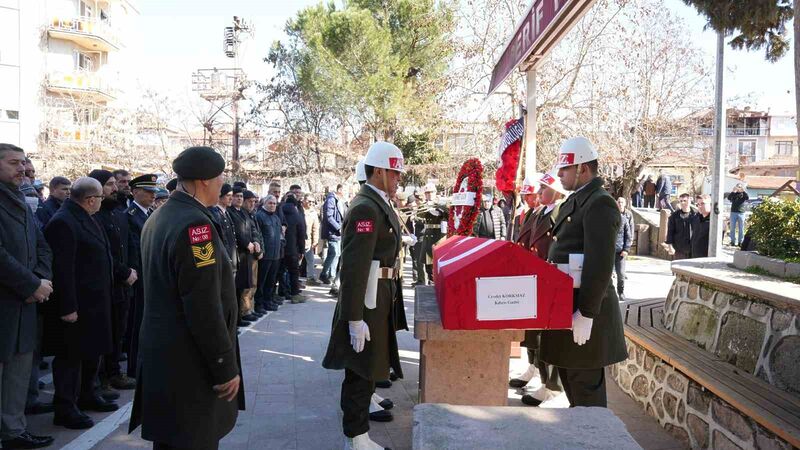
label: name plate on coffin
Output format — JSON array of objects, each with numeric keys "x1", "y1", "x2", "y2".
[
  {"x1": 451, "y1": 191, "x2": 476, "y2": 206},
  {"x1": 475, "y1": 275, "x2": 537, "y2": 321}
]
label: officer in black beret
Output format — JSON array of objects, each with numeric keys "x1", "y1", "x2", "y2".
[
  {"x1": 129, "y1": 146, "x2": 243, "y2": 449},
  {"x1": 165, "y1": 178, "x2": 178, "y2": 193}
]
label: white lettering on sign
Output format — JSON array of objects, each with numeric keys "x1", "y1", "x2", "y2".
[
  {"x1": 451, "y1": 191, "x2": 477, "y2": 206},
  {"x1": 476, "y1": 275, "x2": 537, "y2": 321}
]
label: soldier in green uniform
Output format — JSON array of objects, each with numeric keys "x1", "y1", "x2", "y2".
[
  {"x1": 540, "y1": 137, "x2": 628, "y2": 407},
  {"x1": 322, "y1": 142, "x2": 405, "y2": 450},
  {"x1": 417, "y1": 183, "x2": 448, "y2": 285},
  {"x1": 129, "y1": 147, "x2": 244, "y2": 450}
]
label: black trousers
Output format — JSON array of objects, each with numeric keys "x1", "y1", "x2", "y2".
[
  {"x1": 283, "y1": 254, "x2": 301, "y2": 296},
  {"x1": 53, "y1": 356, "x2": 100, "y2": 410},
  {"x1": 525, "y1": 347, "x2": 562, "y2": 392},
  {"x1": 614, "y1": 254, "x2": 626, "y2": 296},
  {"x1": 341, "y1": 368, "x2": 374, "y2": 438},
  {"x1": 102, "y1": 299, "x2": 129, "y2": 379},
  {"x1": 644, "y1": 195, "x2": 655, "y2": 208},
  {"x1": 557, "y1": 367, "x2": 607, "y2": 407},
  {"x1": 128, "y1": 283, "x2": 144, "y2": 378},
  {"x1": 153, "y1": 442, "x2": 218, "y2": 450},
  {"x1": 255, "y1": 259, "x2": 280, "y2": 307}
]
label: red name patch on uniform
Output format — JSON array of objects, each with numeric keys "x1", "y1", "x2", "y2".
[
  {"x1": 356, "y1": 220, "x2": 374, "y2": 233},
  {"x1": 557, "y1": 153, "x2": 575, "y2": 166},
  {"x1": 189, "y1": 225, "x2": 212, "y2": 244}
]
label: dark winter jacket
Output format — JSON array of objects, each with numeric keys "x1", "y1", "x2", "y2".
[
  {"x1": 321, "y1": 192, "x2": 344, "y2": 241},
  {"x1": 615, "y1": 211, "x2": 633, "y2": 253},
  {"x1": 36, "y1": 196, "x2": 63, "y2": 228},
  {"x1": 255, "y1": 208, "x2": 283, "y2": 260},
  {"x1": 665, "y1": 209, "x2": 695, "y2": 255},
  {"x1": 281, "y1": 199, "x2": 306, "y2": 257}
]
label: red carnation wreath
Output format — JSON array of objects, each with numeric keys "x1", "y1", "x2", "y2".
[{"x1": 448, "y1": 158, "x2": 484, "y2": 237}]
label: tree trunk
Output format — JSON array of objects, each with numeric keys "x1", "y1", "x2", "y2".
[{"x1": 795, "y1": 1, "x2": 800, "y2": 180}]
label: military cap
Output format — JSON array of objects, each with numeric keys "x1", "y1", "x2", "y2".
[
  {"x1": 155, "y1": 188, "x2": 169, "y2": 200},
  {"x1": 220, "y1": 183, "x2": 232, "y2": 197},
  {"x1": 243, "y1": 190, "x2": 257, "y2": 200},
  {"x1": 165, "y1": 178, "x2": 178, "y2": 192},
  {"x1": 172, "y1": 146, "x2": 225, "y2": 180},
  {"x1": 130, "y1": 174, "x2": 159, "y2": 192}
]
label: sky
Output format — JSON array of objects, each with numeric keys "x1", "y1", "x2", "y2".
[{"x1": 125, "y1": 0, "x2": 798, "y2": 117}]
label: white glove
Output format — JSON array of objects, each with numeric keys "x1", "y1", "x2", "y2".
[
  {"x1": 572, "y1": 310, "x2": 594, "y2": 346},
  {"x1": 430, "y1": 208, "x2": 441, "y2": 217},
  {"x1": 348, "y1": 320, "x2": 371, "y2": 353},
  {"x1": 402, "y1": 234, "x2": 418, "y2": 246}
]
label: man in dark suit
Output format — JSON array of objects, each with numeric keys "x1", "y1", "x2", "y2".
[
  {"x1": 691, "y1": 195, "x2": 711, "y2": 258},
  {"x1": 229, "y1": 186, "x2": 262, "y2": 322},
  {"x1": 540, "y1": 137, "x2": 628, "y2": 407},
  {"x1": 129, "y1": 147, "x2": 243, "y2": 450},
  {"x1": 44, "y1": 177, "x2": 117, "y2": 429},
  {"x1": 0, "y1": 143, "x2": 54, "y2": 450},
  {"x1": 89, "y1": 170, "x2": 137, "y2": 393},
  {"x1": 125, "y1": 174, "x2": 158, "y2": 379},
  {"x1": 36, "y1": 176, "x2": 70, "y2": 227}
]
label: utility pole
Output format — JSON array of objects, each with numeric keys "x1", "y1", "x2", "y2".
[{"x1": 709, "y1": 31, "x2": 726, "y2": 258}]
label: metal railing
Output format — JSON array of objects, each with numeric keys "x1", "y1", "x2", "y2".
[
  {"x1": 48, "y1": 16, "x2": 121, "y2": 49},
  {"x1": 46, "y1": 70, "x2": 116, "y2": 99},
  {"x1": 697, "y1": 127, "x2": 769, "y2": 137}
]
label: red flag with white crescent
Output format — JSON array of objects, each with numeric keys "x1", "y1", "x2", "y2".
[{"x1": 495, "y1": 117, "x2": 524, "y2": 193}]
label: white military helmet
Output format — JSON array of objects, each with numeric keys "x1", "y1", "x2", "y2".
[
  {"x1": 539, "y1": 170, "x2": 569, "y2": 195},
  {"x1": 554, "y1": 136, "x2": 598, "y2": 169},
  {"x1": 424, "y1": 182, "x2": 437, "y2": 193},
  {"x1": 520, "y1": 173, "x2": 543, "y2": 195},
  {"x1": 363, "y1": 141, "x2": 405, "y2": 173},
  {"x1": 355, "y1": 159, "x2": 367, "y2": 182}
]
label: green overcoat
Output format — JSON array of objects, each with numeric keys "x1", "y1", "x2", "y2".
[
  {"x1": 322, "y1": 185, "x2": 403, "y2": 381},
  {"x1": 540, "y1": 177, "x2": 628, "y2": 369}
]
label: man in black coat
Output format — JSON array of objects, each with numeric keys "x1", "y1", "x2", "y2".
[
  {"x1": 89, "y1": 170, "x2": 137, "y2": 392},
  {"x1": 691, "y1": 195, "x2": 711, "y2": 258},
  {"x1": 36, "y1": 176, "x2": 70, "y2": 227},
  {"x1": 0, "y1": 144, "x2": 54, "y2": 450},
  {"x1": 282, "y1": 195, "x2": 307, "y2": 303},
  {"x1": 229, "y1": 187, "x2": 261, "y2": 322},
  {"x1": 112, "y1": 169, "x2": 132, "y2": 211},
  {"x1": 44, "y1": 177, "x2": 117, "y2": 430},
  {"x1": 665, "y1": 193, "x2": 696, "y2": 260},
  {"x1": 129, "y1": 147, "x2": 243, "y2": 450},
  {"x1": 125, "y1": 174, "x2": 157, "y2": 379}
]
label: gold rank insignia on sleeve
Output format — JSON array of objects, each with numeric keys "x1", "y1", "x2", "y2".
[{"x1": 191, "y1": 242, "x2": 216, "y2": 268}]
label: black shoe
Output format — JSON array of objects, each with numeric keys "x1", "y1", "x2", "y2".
[
  {"x1": 389, "y1": 371, "x2": 399, "y2": 381},
  {"x1": 255, "y1": 307, "x2": 268, "y2": 315},
  {"x1": 378, "y1": 399, "x2": 394, "y2": 410},
  {"x1": 319, "y1": 275, "x2": 331, "y2": 284},
  {"x1": 99, "y1": 387, "x2": 120, "y2": 401},
  {"x1": 38, "y1": 361, "x2": 49, "y2": 371},
  {"x1": 265, "y1": 302, "x2": 279, "y2": 311},
  {"x1": 375, "y1": 380, "x2": 392, "y2": 389},
  {"x1": 521, "y1": 394, "x2": 544, "y2": 406},
  {"x1": 238, "y1": 319, "x2": 252, "y2": 327},
  {"x1": 25, "y1": 402, "x2": 54, "y2": 415},
  {"x1": 78, "y1": 395, "x2": 119, "y2": 413},
  {"x1": 1, "y1": 431, "x2": 55, "y2": 449},
  {"x1": 242, "y1": 313, "x2": 259, "y2": 322},
  {"x1": 509, "y1": 378, "x2": 529, "y2": 389},
  {"x1": 328, "y1": 287, "x2": 339, "y2": 296},
  {"x1": 54, "y1": 410, "x2": 94, "y2": 430},
  {"x1": 109, "y1": 375, "x2": 136, "y2": 390},
  {"x1": 369, "y1": 410, "x2": 393, "y2": 422}
]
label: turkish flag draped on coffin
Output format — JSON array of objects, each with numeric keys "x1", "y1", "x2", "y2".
[{"x1": 432, "y1": 236, "x2": 573, "y2": 331}]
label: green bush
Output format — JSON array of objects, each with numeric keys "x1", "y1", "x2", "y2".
[{"x1": 747, "y1": 198, "x2": 800, "y2": 261}]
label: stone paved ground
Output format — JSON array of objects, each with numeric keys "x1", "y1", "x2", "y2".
[{"x1": 31, "y1": 255, "x2": 693, "y2": 449}]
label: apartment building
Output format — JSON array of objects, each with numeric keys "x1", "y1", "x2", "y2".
[{"x1": 0, "y1": 0, "x2": 137, "y2": 168}]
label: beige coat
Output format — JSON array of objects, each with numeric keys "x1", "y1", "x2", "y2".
[{"x1": 304, "y1": 207, "x2": 320, "y2": 252}]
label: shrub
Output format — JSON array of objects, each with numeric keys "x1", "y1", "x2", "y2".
[{"x1": 746, "y1": 197, "x2": 800, "y2": 261}]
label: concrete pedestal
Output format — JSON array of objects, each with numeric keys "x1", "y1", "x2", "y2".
[
  {"x1": 414, "y1": 286, "x2": 524, "y2": 406},
  {"x1": 413, "y1": 403, "x2": 642, "y2": 450}
]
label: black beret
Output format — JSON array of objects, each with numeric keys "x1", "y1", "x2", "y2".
[
  {"x1": 172, "y1": 146, "x2": 225, "y2": 180},
  {"x1": 220, "y1": 183, "x2": 232, "y2": 197},
  {"x1": 130, "y1": 174, "x2": 159, "y2": 191},
  {"x1": 232, "y1": 186, "x2": 243, "y2": 195},
  {"x1": 233, "y1": 181, "x2": 247, "y2": 189},
  {"x1": 165, "y1": 178, "x2": 178, "y2": 192},
  {"x1": 243, "y1": 190, "x2": 257, "y2": 200},
  {"x1": 88, "y1": 169, "x2": 113, "y2": 186}
]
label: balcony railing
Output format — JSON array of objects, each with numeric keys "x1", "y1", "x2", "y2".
[
  {"x1": 47, "y1": 16, "x2": 121, "y2": 51},
  {"x1": 46, "y1": 71, "x2": 116, "y2": 102},
  {"x1": 697, "y1": 127, "x2": 769, "y2": 137},
  {"x1": 48, "y1": 126, "x2": 90, "y2": 143}
]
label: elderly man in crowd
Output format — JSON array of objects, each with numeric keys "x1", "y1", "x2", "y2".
[
  {"x1": 229, "y1": 186, "x2": 262, "y2": 323},
  {"x1": 475, "y1": 195, "x2": 507, "y2": 240},
  {"x1": 302, "y1": 194, "x2": 320, "y2": 284},
  {"x1": 0, "y1": 144, "x2": 54, "y2": 449},
  {"x1": 255, "y1": 195, "x2": 283, "y2": 312},
  {"x1": 36, "y1": 177, "x2": 70, "y2": 227},
  {"x1": 44, "y1": 177, "x2": 116, "y2": 430},
  {"x1": 89, "y1": 170, "x2": 137, "y2": 394}
]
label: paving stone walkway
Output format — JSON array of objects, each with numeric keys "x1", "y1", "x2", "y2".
[{"x1": 33, "y1": 255, "x2": 691, "y2": 449}]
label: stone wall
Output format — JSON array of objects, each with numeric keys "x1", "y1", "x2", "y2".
[
  {"x1": 664, "y1": 275, "x2": 800, "y2": 395},
  {"x1": 611, "y1": 339, "x2": 793, "y2": 450}
]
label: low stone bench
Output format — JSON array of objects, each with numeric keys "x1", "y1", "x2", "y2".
[
  {"x1": 612, "y1": 259, "x2": 800, "y2": 449},
  {"x1": 412, "y1": 403, "x2": 642, "y2": 450}
]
